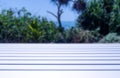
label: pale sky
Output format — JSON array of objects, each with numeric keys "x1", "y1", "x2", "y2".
[{"x1": 0, "y1": 0, "x2": 78, "y2": 21}]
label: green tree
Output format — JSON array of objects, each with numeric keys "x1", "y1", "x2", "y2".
[
  {"x1": 48, "y1": 0, "x2": 86, "y2": 32},
  {"x1": 48, "y1": 0, "x2": 70, "y2": 32},
  {"x1": 73, "y1": 0, "x2": 86, "y2": 12},
  {"x1": 0, "y1": 8, "x2": 59, "y2": 43},
  {"x1": 77, "y1": 0, "x2": 120, "y2": 35}
]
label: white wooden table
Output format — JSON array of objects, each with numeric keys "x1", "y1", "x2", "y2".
[{"x1": 0, "y1": 44, "x2": 120, "y2": 78}]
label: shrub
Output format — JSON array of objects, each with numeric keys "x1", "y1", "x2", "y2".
[
  {"x1": 99, "y1": 33, "x2": 120, "y2": 43},
  {"x1": 0, "y1": 8, "x2": 58, "y2": 43},
  {"x1": 65, "y1": 27, "x2": 102, "y2": 43}
]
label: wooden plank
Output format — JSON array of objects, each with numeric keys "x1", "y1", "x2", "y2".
[{"x1": 0, "y1": 44, "x2": 120, "y2": 78}]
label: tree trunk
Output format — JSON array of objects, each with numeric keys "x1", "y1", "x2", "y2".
[
  {"x1": 57, "y1": 4, "x2": 64, "y2": 32},
  {"x1": 58, "y1": 15, "x2": 62, "y2": 28},
  {"x1": 100, "y1": 23, "x2": 109, "y2": 36}
]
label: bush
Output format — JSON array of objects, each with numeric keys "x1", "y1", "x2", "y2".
[
  {"x1": 65, "y1": 27, "x2": 102, "y2": 43},
  {"x1": 99, "y1": 33, "x2": 120, "y2": 43},
  {"x1": 0, "y1": 8, "x2": 59, "y2": 43}
]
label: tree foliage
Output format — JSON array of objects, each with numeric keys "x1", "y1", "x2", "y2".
[
  {"x1": 73, "y1": 0, "x2": 86, "y2": 12},
  {"x1": 77, "y1": 0, "x2": 120, "y2": 35},
  {"x1": 0, "y1": 0, "x2": 120, "y2": 43},
  {"x1": 0, "y1": 7, "x2": 103, "y2": 43},
  {"x1": 0, "y1": 8, "x2": 59, "y2": 43},
  {"x1": 51, "y1": 0, "x2": 70, "y2": 5},
  {"x1": 48, "y1": 0, "x2": 71, "y2": 32},
  {"x1": 49, "y1": 0, "x2": 87, "y2": 32}
]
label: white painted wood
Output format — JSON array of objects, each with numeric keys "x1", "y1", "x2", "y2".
[{"x1": 0, "y1": 44, "x2": 120, "y2": 78}]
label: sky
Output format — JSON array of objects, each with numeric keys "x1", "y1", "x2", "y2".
[{"x1": 0, "y1": 0, "x2": 78, "y2": 21}]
